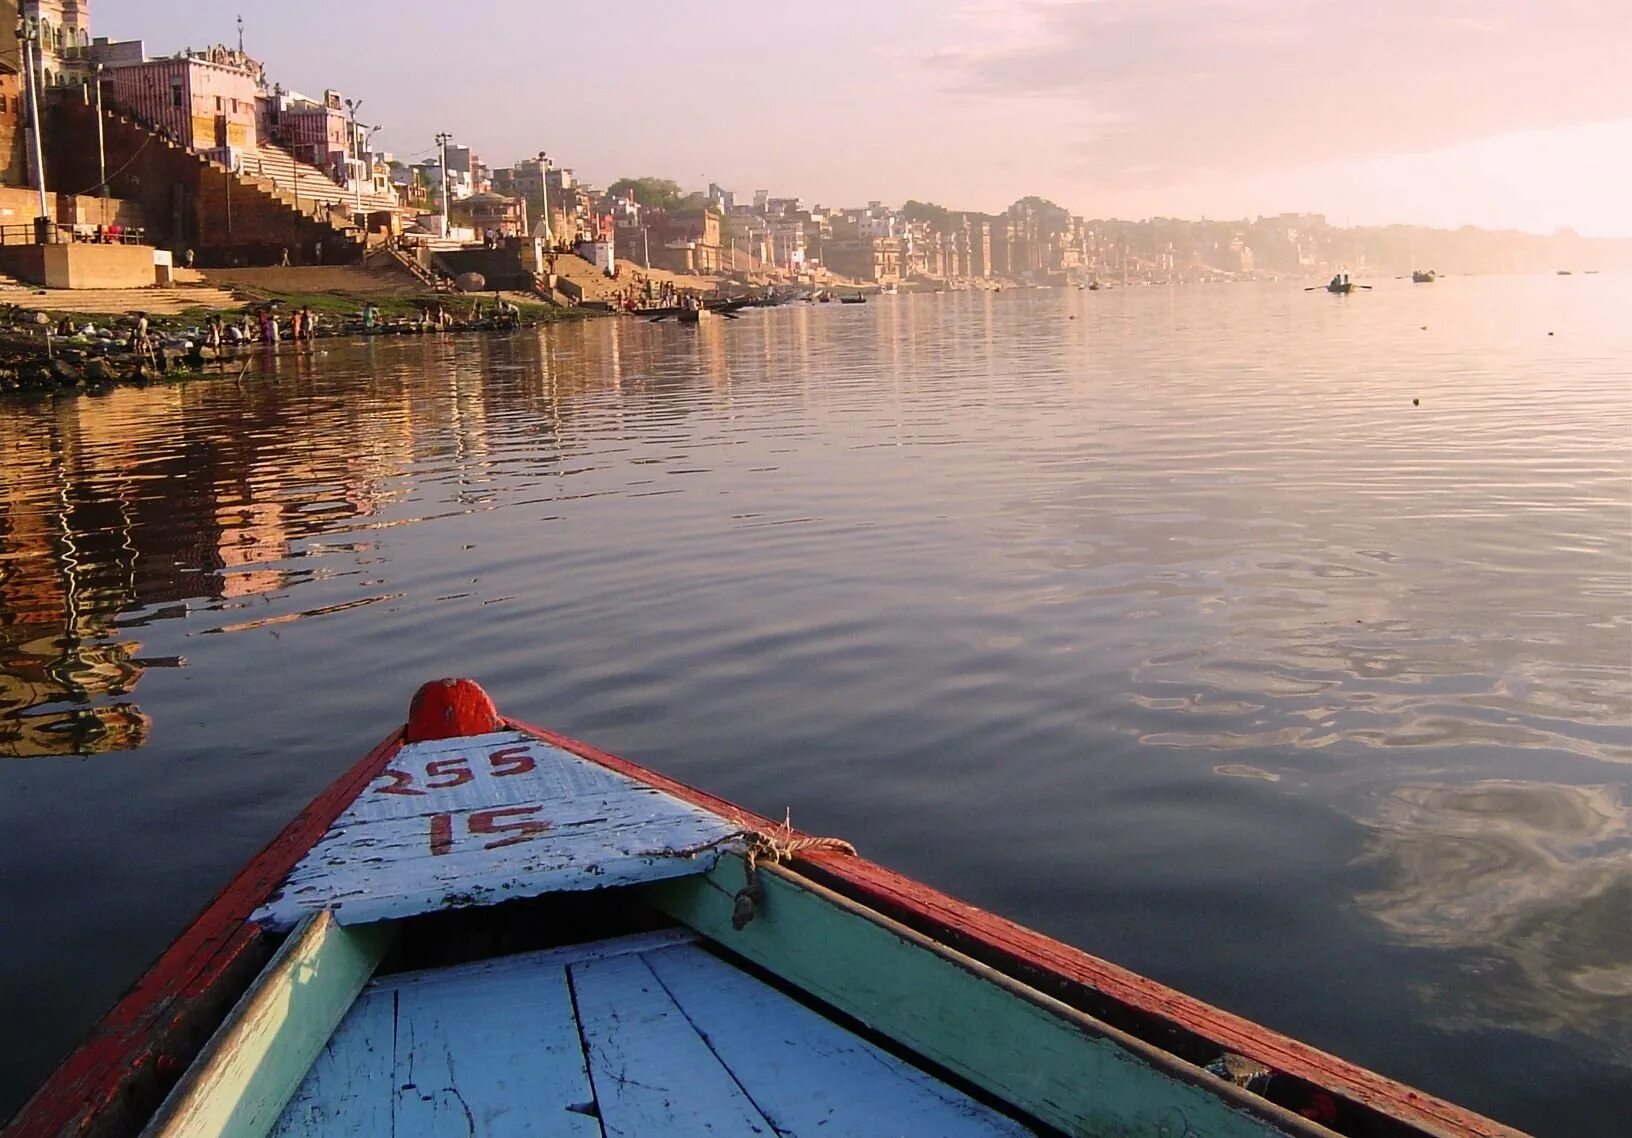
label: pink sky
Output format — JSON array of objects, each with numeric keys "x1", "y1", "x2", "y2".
[{"x1": 104, "y1": 0, "x2": 1632, "y2": 235}]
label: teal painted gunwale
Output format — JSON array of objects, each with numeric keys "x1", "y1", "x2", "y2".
[
  {"x1": 646, "y1": 855, "x2": 1329, "y2": 1138},
  {"x1": 139, "y1": 911, "x2": 393, "y2": 1138}
]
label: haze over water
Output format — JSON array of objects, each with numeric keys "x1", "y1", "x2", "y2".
[{"x1": 2, "y1": 276, "x2": 1629, "y2": 1136}]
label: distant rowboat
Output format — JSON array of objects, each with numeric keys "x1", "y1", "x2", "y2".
[
  {"x1": 1308, "y1": 273, "x2": 1370, "y2": 294},
  {"x1": 1411, "y1": 270, "x2": 1436, "y2": 283},
  {"x1": 7, "y1": 679, "x2": 1529, "y2": 1138}
]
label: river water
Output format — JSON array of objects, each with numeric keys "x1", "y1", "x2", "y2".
[{"x1": 1, "y1": 276, "x2": 1628, "y2": 1135}]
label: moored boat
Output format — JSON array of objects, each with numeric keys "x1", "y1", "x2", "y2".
[
  {"x1": 5, "y1": 679, "x2": 1529, "y2": 1138},
  {"x1": 1411, "y1": 270, "x2": 1436, "y2": 283}
]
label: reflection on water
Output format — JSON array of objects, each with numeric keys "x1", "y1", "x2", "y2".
[
  {"x1": 0, "y1": 277, "x2": 1629, "y2": 1135},
  {"x1": 1358, "y1": 781, "x2": 1632, "y2": 1058}
]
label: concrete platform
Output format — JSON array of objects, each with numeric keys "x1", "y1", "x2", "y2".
[{"x1": 0, "y1": 243, "x2": 159, "y2": 289}]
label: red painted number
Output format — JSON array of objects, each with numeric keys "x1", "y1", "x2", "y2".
[
  {"x1": 470, "y1": 805, "x2": 553, "y2": 850},
  {"x1": 376, "y1": 768, "x2": 427, "y2": 796},
  {"x1": 488, "y1": 745, "x2": 536, "y2": 777},
  {"x1": 426, "y1": 804, "x2": 553, "y2": 855},
  {"x1": 425, "y1": 757, "x2": 474, "y2": 789}
]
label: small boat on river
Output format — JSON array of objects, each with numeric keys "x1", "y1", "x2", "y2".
[
  {"x1": 1308, "y1": 272, "x2": 1370, "y2": 294},
  {"x1": 1411, "y1": 270, "x2": 1436, "y2": 283},
  {"x1": 7, "y1": 678, "x2": 1527, "y2": 1138},
  {"x1": 840, "y1": 294, "x2": 867, "y2": 305}
]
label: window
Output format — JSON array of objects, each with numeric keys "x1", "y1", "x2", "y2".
[
  {"x1": 215, "y1": 95, "x2": 223, "y2": 112},
  {"x1": 171, "y1": 81, "x2": 183, "y2": 108}
]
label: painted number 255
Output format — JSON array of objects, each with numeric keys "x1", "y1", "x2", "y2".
[{"x1": 376, "y1": 745, "x2": 537, "y2": 796}]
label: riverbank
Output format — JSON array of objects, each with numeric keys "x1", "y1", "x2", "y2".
[{"x1": 0, "y1": 266, "x2": 601, "y2": 396}]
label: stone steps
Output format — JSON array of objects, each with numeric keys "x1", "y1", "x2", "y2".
[{"x1": 1, "y1": 285, "x2": 242, "y2": 316}]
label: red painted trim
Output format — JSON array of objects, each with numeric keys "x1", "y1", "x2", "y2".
[
  {"x1": 2, "y1": 730, "x2": 405, "y2": 1138},
  {"x1": 508, "y1": 716, "x2": 1524, "y2": 1138}
]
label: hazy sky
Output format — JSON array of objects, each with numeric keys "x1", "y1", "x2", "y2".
[{"x1": 102, "y1": 1, "x2": 1632, "y2": 236}]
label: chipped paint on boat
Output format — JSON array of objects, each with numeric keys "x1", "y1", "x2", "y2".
[{"x1": 253, "y1": 730, "x2": 742, "y2": 930}]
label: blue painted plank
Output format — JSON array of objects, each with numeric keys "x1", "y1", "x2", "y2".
[
  {"x1": 392, "y1": 959, "x2": 602, "y2": 1138},
  {"x1": 570, "y1": 954, "x2": 775, "y2": 1138},
  {"x1": 268, "y1": 989, "x2": 395, "y2": 1138},
  {"x1": 379, "y1": 929, "x2": 698, "y2": 994},
  {"x1": 642, "y1": 943, "x2": 1037, "y2": 1138}
]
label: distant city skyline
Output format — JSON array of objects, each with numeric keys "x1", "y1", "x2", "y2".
[{"x1": 100, "y1": 0, "x2": 1632, "y2": 237}]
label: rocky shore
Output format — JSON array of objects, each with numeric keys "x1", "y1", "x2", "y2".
[{"x1": 0, "y1": 298, "x2": 586, "y2": 396}]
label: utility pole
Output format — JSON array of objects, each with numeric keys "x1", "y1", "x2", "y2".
[
  {"x1": 435, "y1": 131, "x2": 452, "y2": 236},
  {"x1": 344, "y1": 98, "x2": 362, "y2": 216},
  {"x1": 94, "y1": 63, "x2": 108, "y2": 197},
  {"x1": 642, "y1": 226, "x2": 650, "y2": 269},
  {"x1": 17, "y1": 17, "x2": 49, "y2": 242},
  {"x1": 537, "y1": 151, "x2": 551, "y2": 249}
]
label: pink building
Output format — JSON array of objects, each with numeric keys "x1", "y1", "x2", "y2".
[
  {"x1": 105, "y1": 45, "x2": 264, "y2": 164},
  {"x1": 274, "y1": 90, "x2": 350, "y2": 181}
]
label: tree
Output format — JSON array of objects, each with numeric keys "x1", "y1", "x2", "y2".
[
  {"x1": 902, "y1": 200, "x2": 953, "y2": 229},
  {"x1": 606, "y1": 176, "x2": 686, "y2": 210},
  {"x1": 1010, "y1": 196, "x2": 1069, "y2": 220}
]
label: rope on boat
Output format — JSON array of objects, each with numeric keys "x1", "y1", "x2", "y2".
[
  {"x1": 636, "y1": 810, "x2": 855, "y2": 930},
  {"x1": 734, "y1": 810, "x2": 857, "y2": 929}
]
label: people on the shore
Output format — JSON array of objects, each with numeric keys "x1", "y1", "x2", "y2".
[{"x1": 280, "y1": 247, "x2": 291, "y2": 267}]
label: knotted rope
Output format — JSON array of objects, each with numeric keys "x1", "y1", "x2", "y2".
[{"x1": 733, "y1": 810, "x2": 856, "y2": 929}]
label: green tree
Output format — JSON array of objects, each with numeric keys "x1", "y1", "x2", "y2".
[
  {"x1": 902, "y1": 200, "x2": 953, "y2": 229},
  {"x1": 1010, "y1": 196, "x2": 1069, "y2": 220},
  {"x1": 607, "y1": 176, "x2": 686, "y2": 210}
]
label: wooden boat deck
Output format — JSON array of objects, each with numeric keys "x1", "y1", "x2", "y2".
[
  {"x1": 271, "y1": 929, "x2": 1035, "y2": 1138},
  {"x1": 253, "y1": 731, "x2": 743, "y2": 931}
]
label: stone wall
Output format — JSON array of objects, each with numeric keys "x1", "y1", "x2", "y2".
[
  {"x1": 0, "y1": 185, "x2": 145, "y2": 236},
  {"x1": 0, "y1": 72, "x2": 25, "y2": 187},
  {"x1": 0, "y1": 242, "x2": 156, "y2": 287}
]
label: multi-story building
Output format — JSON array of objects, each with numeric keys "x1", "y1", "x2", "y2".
[
  {"x1": 104, "y1": 45, "x2": 265, "y2": 165},
  {"x1": 770, "y1": 218, "x2": 805, "y2": 271},
  {"x1": 274, "y1": 89, "x2": 349, "y2": 179},
  {"x1": 20, "y1": 0, "x2": 93, "y2": 88},
  {"x1": 824, "y1": 234, "x2": 903, "y2": 284}
]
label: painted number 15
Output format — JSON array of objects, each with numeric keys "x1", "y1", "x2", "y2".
[{"x1": 429, "y1": 805, "x2": 552, "y2": 856}]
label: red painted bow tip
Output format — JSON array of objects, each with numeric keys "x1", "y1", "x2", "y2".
[{"x1": 405, "y1": 677, "x2": 502, "y2": 741}]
